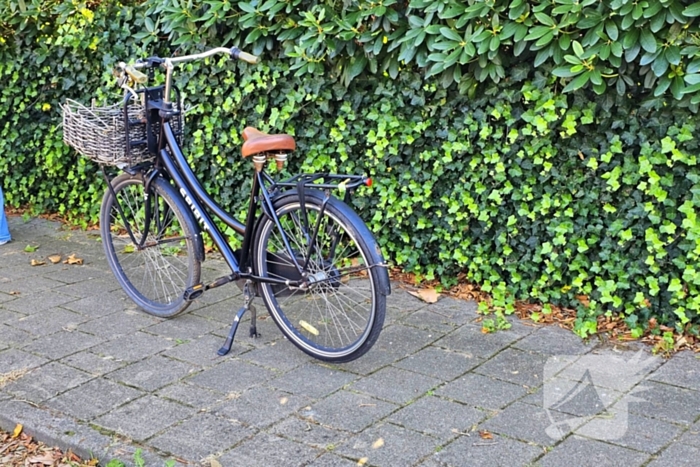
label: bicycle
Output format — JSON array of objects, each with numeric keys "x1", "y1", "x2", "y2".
[{"x1": 62, "y1": 47, "x2": 391, "y2": 363}]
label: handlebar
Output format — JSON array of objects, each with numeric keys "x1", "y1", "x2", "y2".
[
  {"x1": 117, "y1": 46, "x2": 259, "y2": 102},
  {"x1": 120, "y1": 46, "x2": 259, "y2": 72}
]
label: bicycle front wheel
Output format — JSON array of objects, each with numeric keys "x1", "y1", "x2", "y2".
[
  {"x1": 100, "y1": 173, "x2": 202, "y2": 317},
  {"x1": 253, "y1": 190, "x2": 388, "y2": 362}
]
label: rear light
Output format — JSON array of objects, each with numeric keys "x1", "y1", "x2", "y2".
[{"x1": 365, "y1": 177, "x2": 373, "y2": 187}]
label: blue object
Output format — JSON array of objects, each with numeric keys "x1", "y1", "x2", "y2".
[{"x1": 0, "y1": 184, "x2": 10, "y2": 244}]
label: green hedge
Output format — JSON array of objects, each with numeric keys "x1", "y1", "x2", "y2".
[{"x1": 2, "y1": 0, "x2": 700, "y2": 338}]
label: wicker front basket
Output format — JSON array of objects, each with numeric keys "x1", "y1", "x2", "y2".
[{"x1": 61, "y1": 98, "x2": 150, "y2": 166}]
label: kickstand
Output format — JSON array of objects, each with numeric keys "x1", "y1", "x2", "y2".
[{"x1": 218, "y1": 280, "x2": 255, "y2": 356}]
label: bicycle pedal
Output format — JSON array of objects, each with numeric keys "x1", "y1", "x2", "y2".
[{"x1": 183, "y1": 283, "x2": 205, "y2": 301}]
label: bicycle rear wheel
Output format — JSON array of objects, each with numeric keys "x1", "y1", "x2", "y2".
[
  {"x1": 253, "y1": 190, "x2": 388, "y2": 362},
  {"x1": 100, "y1": 173, "x2": 201, "y2": 317}
]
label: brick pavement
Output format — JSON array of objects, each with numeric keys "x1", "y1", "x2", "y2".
[{"x1": 0, "y1": 216, "x2": 699, "y2": 466}]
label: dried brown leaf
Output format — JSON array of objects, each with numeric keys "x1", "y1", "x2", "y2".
[
  {"x1": 63, "y1": 254, "x2": 84, "y2": 265},
  {"x1": 372, "y1": 437, "x2": 384, "y2": 449},
  {"x1": 479, "y1": 430, "x2": 493, "y2": 440},
  {"x1": 30, "y1": 259, "x2": 46, "y2": 266},
  {"x1": 48, "y1": 255, "x2": 62, "y2": 264},
  {"x1": 407, "y1": 288, "x2": 440, "y2": 304}
]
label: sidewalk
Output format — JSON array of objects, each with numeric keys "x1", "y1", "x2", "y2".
[{"x1": 0, "y1": 216, "x2": 699, "y2": 466}]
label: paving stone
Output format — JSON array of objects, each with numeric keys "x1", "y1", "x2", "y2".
[
  {"x1": 0, "y1": 399, "x2": 149, "y2": 466},
  {"x1": 480, "y1": 401, "x2": 563, "y2": 447},
  {"x1": 537, "y1": 375, "x2": 623, "y2": 419},
  {"x1": 164, "y1": 333, "x2": 246, "y2": 366},
  {"x1": 538, "y1": 436, "x2": 650, "y2": 467},
  {"x1": 43, "y1": 264, "x2": 113, "y2": 285},
  {"x1": 78, "y1": 309, "x2": 161, "y2": 338},
  {"x1": 434, "y1": 434, "x2": 542, "y2": 467},
  {"x1": 214, "y1": 386, "x2": 313, "y2": 427},
  {"x1": 399, "y1": 308, "x2": 461, "y2": 334},
  {"x1": 61, "y1": 292, "x2": 132, "y2": 317},
  {"x1": 336, "y1": 422, "x2": 437, "y2": 466},
  {"x1": 239, "y1": 339, "x2": 309, "y2": 372},
  {"x1": 435, "y1": 373, "x2": 528, "y2": 410},
  {"x1": 434, "y1": 324, "x2": 523, "y2": 360},
  {"x1": 555, "y1": 349, "x2": 661, "y2": 392},
  {"x1": 646, "y1": 442, "x2": 700, "y2": 466},
  {"x1": 386, "y1": 289, "x2": 430, "y2": 313},
  {"x1": 474, "y1": 348, "x2": 548, "y2": 389},
  {"x1": 189, "y1": 358, "x2": 276, "y2": 394},
  {"x1": 269, "y1": 416, "x2": 350, "y2": 450},
  {"x1": 22, "y1": 330, "x2": 102, "y2": 360},
  {"x1": 190, "y1": 299, "x2": 246, "y2": 324},
  {"x1": 593, "y1": 412, "x2": 686, "y2": 454},
  {"x1": 0, "y1": 291, "x2": 18, "y2": 304},
  {"x1": 628, "y1": 381, "x2": 700, "y2": 426},
  {"x1": 0, "y1": 324, "x2": 36, "y2": 347},
  {"x1": 269, "y1": 363, "x2": 356, "y2": 398},
  {"x1": 106, "y1": 355, "x2": 197, "y2": 392},
  {"x1": 305, "y1": 453, "x2": 358, "y2": 467},
  {"x1": 349, "y1": 366, "x2": 440, "y2": 404},
  {"x1": 52, "y1": 275, "x2": 117, "y2": 299},
  {"x1": 679, "y1": 420, "x2": 700, "y2": 448},
  {"x1": 3, "y1": 362, "x2": 92, "y2": 403},
  {"x1": 149, "y1": 412, "x2": 253, "y2": 462},
  {"x1": 60, "y1": 350, "x2": 127, "y2": 376},
  {"x1": 2, "y1": 290, "x2": 77, "y2": 314},
  {"x1": 341, "y1": 325, "x2": 437, "y2": 376},
  {"x1": 302, "y1": 390, "x2": 397, "y2": 433},
  {"x1": 98, "y1": 331, "x2": 174, "y2": 363},
  {"x1": 513, "y1": 325, "x2": 595, "y2": 356},
  {"x1": 0, "y1": 275, "x2": 66, "y2": 294},
  {"x1": 0, "y1": 348, "x2": 49, "y2": 372},
  {"x1": 47, "y1": 378, "x2": 145, "y2": 420},
  {"x1": 393, "y1": 346, "x2": 482, "y2": 381},
  {"x1": 11, "y1": 308, "x2": 88, "y2": 336},
  {"x1": 93, "y1": 395, "x2": 195, "y2": 441},
  {"x1": 648, "y1": 351, "x2": 700, "y2": 391},
  {"x1": 145, "y1": 313, "x2": 224, "y2": 340},
  {"x1": 157, "y1": 382, "x2": 226, "y2": 409},
  {"x1": 0, "y1": 308, "x2": 26, "y2": 324},
  {"x1": 388, "y1": 395, "x2": 486, "y2": 439},
  {"x1": 217, "y1": 432, "x2": 322, "y2": 467}
]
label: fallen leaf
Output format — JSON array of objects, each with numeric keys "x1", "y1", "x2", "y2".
[
  {"x1": 48, "y1": 255, "x2": 62, "y2": 264},
  {"x1": 357, "y1": 458, "x2": 368, "y2": 466},
  {"x1": 372, "y1": 438, "x2": 384, "y2": 449},
  {"x1": 24, "y1": 244, "x2": 39, "y2": 253},
  {"x1": 209, "y1": 458, "x2": 222, "y2": 467},
  {"x1": 280, "y1": 397, "x2": 288, "y2": 405},
  {"x1": 9, "y1": 291, "x2": 20, "y2": 295},
  {"x1": 479, "y1": 430, "x2": 493, "y2": 440},
  {"x1": 407, "y1": 288, "x2": 440, "y2": 304},
  {"x1": 299, "y1": 320, "x2": 319, "y2": 336},
  {"x1": 63, "y1": 254, "x2": 83, "y2": 265},
  {"x1": 27, "y1": 453, "x2": 55, "y2": 465},
  {"x1": 576, "y1": 295, "x2": 590, "y2": 307},
  {"x1": 30, "y1": 259, "x2": 46, "y2": 266},
  {"x1": 12, "y1": 424, "x2": 22, "y2": 438}
]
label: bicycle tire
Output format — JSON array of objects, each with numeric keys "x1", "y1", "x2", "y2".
[
  {"x1": 100, "y1": 172, "x2": 202, "y2": 317},
  {"x1": 252, "y1": 190, "x2": 388, "y2": 362}
]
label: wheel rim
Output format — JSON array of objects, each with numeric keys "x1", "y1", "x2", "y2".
[
  {"x1": 257, "y1": 202, "x2": 376, "y2": 358},
  {"x1": 107, "y1": 180, "x2": 192, "y2": 308}
]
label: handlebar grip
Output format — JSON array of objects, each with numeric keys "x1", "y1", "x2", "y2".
[
  {"x1": 125, "y1": 65, "x2": 148, "y2": 84},
  {"x1": 231, "y1": 47, "x2": 259, "y2": 64}
]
